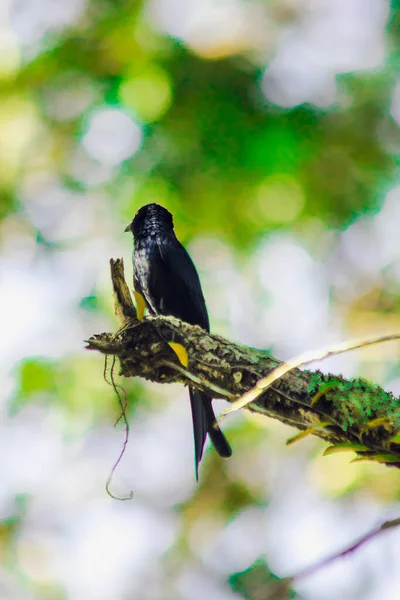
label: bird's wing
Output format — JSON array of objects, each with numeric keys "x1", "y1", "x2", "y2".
[{"x1": 154, "y1": 239, "x2": 210, "y2": 331}]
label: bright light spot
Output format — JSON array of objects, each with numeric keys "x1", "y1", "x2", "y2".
[
  {"x1": 308, "y1": 453, "x2": 360, "y2": 496},
  {"x1": 256, "y1": 235, "x2": 332, "y2": 355},
  {"x1": 375, "y1": 185, "x2": 400, "y2": 267},
  {"x1": 0, "y1": 96, "x2": 39, "y2": 184},
  {"x1": 82, "y1": 108, "x2": 143, "y2": 166},
  {"x1": 390, "y1": 80, "x2": 400, "y2": 126},
  {"x1": 201, "y1": 507, "x2": 267, "y2": 575},
  {"x1": 255, "y1": 174, "x2": 305, "y2": 223},
  {"x1": 68, "y1": 147, "x2": 115, "y2": 186},
  {"x1": 148, "y1": 0, "x2": 254, "y2": 58},
  {"x1": 62, "y1": 502, "x2": 177, "y2": 598},
  {"x1": 119, "y1": 66, "x2": 173, "y2": 123},
  {"x1": 261, "y1": 0, "x2": 388, "y2": 108},
  {"x1": 9, "y1": 0, "x2": 87, "y2": 46},
  {"x1": 43, "y1": 72, "x2": 95, "y2": 121},
  {"x1": 0, "y1": 31, "x2": 20, "y2": 80},
  {"x1": 21, "y1": 174, "x2": 95, "y2": 241},
  {"x1": 262, "y1": 63, "x2": 337, "y2": 109}
]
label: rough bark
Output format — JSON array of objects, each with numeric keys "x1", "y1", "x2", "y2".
[{"x1": 86, "y1": 259, "x2": 400, "y2": 467}]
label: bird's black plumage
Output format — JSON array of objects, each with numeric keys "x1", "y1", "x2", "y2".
[{"x1": 125, "y1": 203, "x2": 232, "y2": 479}]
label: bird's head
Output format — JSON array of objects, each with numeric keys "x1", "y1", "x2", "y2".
[{"x1": 125, "y1": 203, "x2": 174, "y2": 236}]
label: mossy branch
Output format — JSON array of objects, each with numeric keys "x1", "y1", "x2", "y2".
[{"x1": 86, "y1": 259, "x2": 400, "y2": 467}]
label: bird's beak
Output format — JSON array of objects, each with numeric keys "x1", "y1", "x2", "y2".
[{"x1": 124, "y1": 223, "x2": 131, "y2": 233}]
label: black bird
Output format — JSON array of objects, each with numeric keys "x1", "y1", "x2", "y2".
[{"x1": 125, "y1": 203, "x2": 232, "y2": 479}]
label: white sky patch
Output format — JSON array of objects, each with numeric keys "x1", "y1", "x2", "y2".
[
  {"x1": 82, "y1": 109, "x2": 143, "y2": 167},
  {"x1": 255, "y1": 233, "x2": 333, "y2": 357},
  {"x1": 9, "y1": 0, "x2": 86, "y2": 45},
  {"x1": 261, "y1": 0, "x2": 389, "y2": 108}
]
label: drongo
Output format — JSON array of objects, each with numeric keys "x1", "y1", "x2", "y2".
[{"x1": 125, "y1": 203, "x2": 232, "y2": 479}]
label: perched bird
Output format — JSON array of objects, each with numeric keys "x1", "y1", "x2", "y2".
[{"x1": 125, "y1": 203, "x2": 232, "y2": 479}]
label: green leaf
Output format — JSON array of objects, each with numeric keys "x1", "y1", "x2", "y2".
[{"x1": 323, "y1": 443, "x2": 369, "y2": 456}]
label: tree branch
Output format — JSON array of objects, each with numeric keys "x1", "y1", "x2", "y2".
[{"x1": 86, "y1": 259, "x2": 400, "y2": 467}]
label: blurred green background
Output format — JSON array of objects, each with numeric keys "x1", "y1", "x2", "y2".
[{"x1": 2, "y1": 0, "x2": 400, "y2": 599}]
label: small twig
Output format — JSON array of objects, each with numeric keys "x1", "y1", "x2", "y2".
[
  {"x1": 160, "y1": 360, "x2": 235, "y2": 399},
  {"x1": 289, "y1": 516, "x2": 400, "y2": 582},
  {"x1": 219, "y1": 333, "x2": 400, "y2": 421}
]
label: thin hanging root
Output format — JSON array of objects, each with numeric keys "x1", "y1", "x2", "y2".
[
  {"x1": 103, "y1": 355, "x2": 133, "y2": 501},
  {"x1": 113, "y1": 377, "x2": 128, "y2": 427},
  {"x1": 103, "y1": 355, "x2": 127, "y2": 427}
]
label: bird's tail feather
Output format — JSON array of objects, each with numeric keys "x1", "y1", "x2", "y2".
[
  {"x1": 204, "y1": 399, "x2": 232, "y2": 458},
  {"x1": 189, "y1": 388, "x2": 232, "y2": 480}
]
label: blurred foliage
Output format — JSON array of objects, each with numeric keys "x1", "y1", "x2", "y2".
[
  {"x1": 12, "y1": 355, "x2": 147, "y2": 422},
  {"x1": 2, "y1": 0, "x2": 400, "y2": 598},
  {"x1": 3, "y1": 0, "x2": 399, "y2": 245},
  {"x1": 229, "y1": 559, "x2": 296, "y2": 600}
]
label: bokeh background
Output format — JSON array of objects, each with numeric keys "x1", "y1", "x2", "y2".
[{"x1": 1, "y1": 0, "x2": 400, "y2": 598}]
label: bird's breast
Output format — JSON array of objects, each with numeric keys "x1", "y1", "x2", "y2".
[{"x1": 133, "y1": 244, "x2": 158, "y2": 313}]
